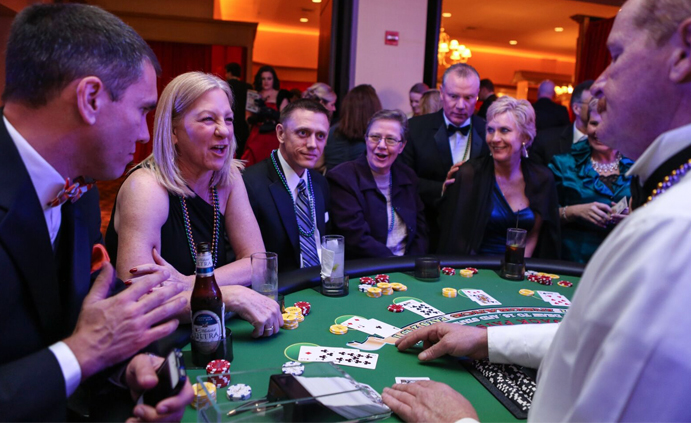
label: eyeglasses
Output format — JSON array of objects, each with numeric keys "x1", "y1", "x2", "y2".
[{"x1": 367, "y1": 134, "x2": 402, "y2": 146}]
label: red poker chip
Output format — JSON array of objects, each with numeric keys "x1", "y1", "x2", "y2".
[
  {"x1": 360, "y1": 277, "x2": 376, "y2": 285},
  {"x1": 294, "y1": 301, "x2": 311, "y2": 315},
  {"x1": 557, "y1": 281, "x2": 573, "y2": 287},
  {"x1": 208, "y1": 374, "x2": 230, "y2": 388},
  {"x1": 376, "y1": 274, "x2": 389, "y2": 281},
  {"x1": 441, "y1": 267, "x2": 455, "y2": 275},
  {"x1": 465, "y1": 267, "x2": 478, "y2": 274},
  {"x1": 387, "y1": 304, "x2": 404, "y2": 313},
  {"x1": 206, "y1": 359, "x2": 231, "y2": 374}
]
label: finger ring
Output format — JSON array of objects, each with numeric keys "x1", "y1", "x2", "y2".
[{"x1": 265, "y1": 326, "x2": 274, "y2": 331}]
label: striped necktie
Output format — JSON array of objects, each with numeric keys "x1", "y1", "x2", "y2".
[{"x1": 296, "y1": 179, "x2": 320, "y2": 267}]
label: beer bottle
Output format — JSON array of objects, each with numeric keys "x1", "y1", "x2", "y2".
[{"x1": 190, "y1": 242, "x2": 226, "y2": 367}]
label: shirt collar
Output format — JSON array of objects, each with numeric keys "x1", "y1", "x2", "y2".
[
  {"x1": 573, "y1": 124, "x2": 586, "y2": 144},
  {"x1": 276, "y1": 149, "x2": 308, "y2": 196},
  {"x1": 3, "y1": 115, "x2": 64, "y2": 210},
  {"x1": 626, "y1": 123, "x2": 691, "y2": 185}
]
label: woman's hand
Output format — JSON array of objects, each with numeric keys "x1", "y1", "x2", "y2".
[
  {"x1": 567, "y1": 202, "x2": 612, "y2": 228},
  {"x1": 608, "y1": 201, "x2": 629, "y2": 225},
  {"x1": 222, "y1": 286, "x2": 283, "y2": 338}
]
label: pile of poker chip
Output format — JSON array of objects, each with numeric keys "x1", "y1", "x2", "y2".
[
  {"x1": 387, "y1": 303, "x2": 404, "y2": 313},
  {"x1": 442, "y1": 267, "x2": 456, "y2": 276},
  {"x1": 390, "y1": 282, "x2": 407, "y2": 291},
  {"x1": 205, "y1": 359, "x2": 231, "y2": 388},
  {"x1": 460, "y1": 268, "x2": 477, "y2": 278},
  {"x1": 294, "y1": 301, "x2": 311, "y2": 315},
  {"x1": 525, "y1": 271, "x2": 554, "y2": 286},
  {"x1": 226, "y1": 383, "x2": 252, "y2": 401},
  {"x1": 377, "y1": 282, "x2": 394, "y2": 296},
  {"x1": 282, "y1": 361, "x2": 305, "y2": 376},
  {"x1": 442, "y1": 287, "x2": 458, "y2": 298},
  {"x1": 282, "y1": 312, "x2": 300, "y2": 330},
  {"x1": 375, "y1": 274, "x2": 389, "y2": 283},
  {"x1": 191, "y1": 382, "x2": 216, "y2": 409},
  {"x1": 557, "y1": 280, "x2": 573, "y2": 288},
  {"x1": 330, "y1": 324, "x2": 348, "y2": 335},
  {"x1": 284, "y1": 306, "x2": 305, "y2": 322},
  {"x1": 518, "y1": 289, "x2": 535, "y2": 297},
  {"x1": 366, "y1": 287, "x2": 382, "y2": 298}
]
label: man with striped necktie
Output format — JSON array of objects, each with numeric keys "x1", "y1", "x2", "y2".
[{"x1": 244, "y1": 99, "x2": 331, "y2": 273}]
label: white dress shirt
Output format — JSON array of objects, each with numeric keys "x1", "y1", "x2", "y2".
[
  {"x1": 372, "y1": 171, "x2": 407, "y2": 256},
  {"x1": 443, "y1": 114, "x2": 472, "y2": 165},
  {"x1": 276, "y1": 150, "x2": 322, "y2": 266},
  {"x1": 572, "y1": 124, "x2": 587, "y2": 144},
  {"x1": 3, "y1": 115, "x2": 82, "y2": 397}
]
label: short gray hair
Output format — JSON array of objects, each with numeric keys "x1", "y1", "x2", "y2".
[
  {"x1": 141, "y1": 72, "x2": 241, "y2": 198},
  {"x1": 441, "y1": 63, "x2": 480, "y2": 87},
  {"x1": 633, "y1": 0, "x2": 691, "y2": 45},
  {"x1": 487, "y1": 96, "x2": 536, "y2": 146},
  {"x1": 365, "y1": 109, "x2": 409, "y2": 142}
]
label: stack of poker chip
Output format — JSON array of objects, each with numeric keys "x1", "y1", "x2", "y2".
[
  {"x1": 387, "y1": 304, "x2": 404, "y2": 313},
  {"x1": 191, "y1": 382, "x2": 216, "y2": 409},
  {"x1": 459, "y1": 269, "x2": 474, "y2": 278},
  {"x1": 205, "y1": 359, "x2": 231, "y2": 388},
  {"x1": 359, "y1": 277, "x2": 376, "y2": 285},
  {"x1": 294, "y1": 301, "x2": 311, "y2": 315},
  {"x1": 527, "y1": 273, "x2": 553, "y2": 286},
  {"x1": 442, "y1": 287, "x2": 458, "y2": 298},
  {"x1": 226, "y1": 383, "x2": 252, "y2": 401},
  {"x1": 282, "y1": 312, "x2": 299, "y2": 330},
  {"x1": 358, "y1": 284, "x2": 370, "y2": 293},
  {"x1": 377, "y1": 282, "x2": 394, "y2": 296},
  {"x1": 284, "y1": 307, "x2": 305, "y2": 322},
  {"x1": 557, "y1": 280, "x2": 573, "y2": 288},
  {"x1": 282, "y1": 361, "x2": 305, "y2": 376},
  {"x1": 390, "y1": 282, "x2": 408, "y2": 292},
  {"x1": 330, "y1": 324, "x2": 348, "y2": 335},
  {"x1": 519, "y1": 289, "x2": 535, "y2": 297},
  {"x1": 441, "y1": 267, "x2": 456, "y2": 276},
  {"x1": 375, "y1": 274, "x2": 390, "y2": 283},
  {"x1": 366, "y1": 287, "x2": 382, "y2": 298},
  {"x1": 465, "y1": 267, "x2": 479, "y2": 275}
]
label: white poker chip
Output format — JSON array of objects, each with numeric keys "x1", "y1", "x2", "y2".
[
  {"x1": 358, "y1": 284, "x2": 370, "y2": 293},
  {"x1": 281, "y1": 361, "x2": 305, "y2": 376},
  {"x1": 226, "y1": 383, "x2": 252, "y2": 401}
]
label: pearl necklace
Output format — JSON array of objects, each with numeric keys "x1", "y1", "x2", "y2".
[
  {"x1": 647, "y1": 159, "x2": 691, "y2": 204},
  {"x1": 591, "y1": 152, "x2": 622, "y2": 174},
  {"x1": 270, "y1": 150, "x2": 316, "y2": 237},
  {"x1": 179, "y1": 185, "x2": 220, "y2": 268}
]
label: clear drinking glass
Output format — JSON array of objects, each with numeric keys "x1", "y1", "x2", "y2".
[
  {"x1": 320, "y1": 235, "x2": 346, "y2": 296},
  {"x1": 502, "y1": 228, "x2": 527, "y2": 281},
  {"x1": 251, "y1": 252, "x2": 278, "y2": 301}
]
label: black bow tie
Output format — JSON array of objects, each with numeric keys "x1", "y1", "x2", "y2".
[{"x1": 448, "y1": 124, "x2": 471, "y2": 136}]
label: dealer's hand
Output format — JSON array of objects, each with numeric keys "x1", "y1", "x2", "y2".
[
  {"x1": 395, "y1": 323, "x2": 488, "y2": 361},
  {"x1": 125, "y1": 354, "x2": 194, "y2": 422},
  {"x1": 441, "y1": 162, "x2": 464, "y2": 196},
  {"x1": 382, "y1": 380, "x2": 478, "y2": 423},
  {"x1": 223, "y1": 285, "x2": 283, "y2": 338}
]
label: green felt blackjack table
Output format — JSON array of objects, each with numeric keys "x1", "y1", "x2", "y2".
[{"x1": 180, "y1": 256, "x2": 584, "y2": 422}]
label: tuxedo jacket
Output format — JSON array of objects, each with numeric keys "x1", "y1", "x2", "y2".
[
  {"x1": 0, "y1": 117, "x2": 103, "y2": 421},
  {"x1": 533, "y1": 98, "x2": 571, "y2": 131},
  {"x1": 531, "y1": 124, "x2": 573, "y2": 166},
  {"x1": 401, "y1": 109, "x2": 489, "y2": 208},
  {"x1": 243, "y1": 157, "x2": 330, "y2": 273}
]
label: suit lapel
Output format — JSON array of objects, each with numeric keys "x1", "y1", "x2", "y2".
[
  {"x1": 469, "y1": 115, "x2": 486, "y2": 159},
  {"x1": 310, "y1": 170, "x2": 327, "y2": 235},
  {"x1": 0, "y1": 119, "x2": 63, "y2": 341},
  {"x1": 267, "y1": 161, "x2": 300, "y2": 264},
  {"x1": 433, "y1": 120, "x2": 453, "y2": 169}
]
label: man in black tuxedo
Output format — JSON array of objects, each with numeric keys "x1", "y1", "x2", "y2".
[
  {"x1": 531, "y1": 80, "x2": 594, "y2": 165},
  {"x1": 0, "y1": 4, "x2": 191, "y2": 421},
  {"x1": 225, "y1": 62, "x2": 253, "y2": 156},
  {"x1": 476, "y1": 78, "x2": 497, "y2": 120},
  {"x1": 244, "y1": 99, "x2": 330, "y2": 273},
  {"x1": 533, "y1": 79, "x2": 571, "y2": 131},
  {"x1": 401, "y1": 63, "x2": 489, "y2": 251}
]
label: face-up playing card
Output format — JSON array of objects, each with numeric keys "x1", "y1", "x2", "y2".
[
  {"x1": 332, "y1": 350, "x2": 379, "y2": 370},
  {"x1": 298, "y1": 346, "x2": 351, "y2": 362},
  {"x1": 612, "y1": 196, "x2": 629, "y2": 214},
  {"x1": 395, "y1": 377, "x2": 431, "y2": 384},
  {"x1": 366, "y1": 319, "x2": 400, "y2": 338},
  {"x1": 341, "y1": 316, "x2": 378, "y2": 335},
  {"x1": 298, "y1": 346, "x2": 379, "y2": 370},
  {"x1": 398, "y1": 300, "x2": 444, "y2": 318},
  {"x1": 537, "y1": 291, "x2": 571, "y2": 307},
  {"x1": 461, "y1": 289, "x2": 502, "y2": 306}
]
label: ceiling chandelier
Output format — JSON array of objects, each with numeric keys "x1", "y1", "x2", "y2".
[{"x1": 438, "y1": 28, "x2": 471, "y2": 67}]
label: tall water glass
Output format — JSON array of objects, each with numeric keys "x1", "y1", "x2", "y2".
[
  {"x1": 321, "y1": 235, "x2": 346, "y2": 296},
  {"x1": 251, "y1": 252, "x2": 278, "y2": 301}
]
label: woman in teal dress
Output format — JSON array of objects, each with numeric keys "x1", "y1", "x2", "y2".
[{"x1": 548, "y1": 98, "x2": 633, "y2": 263}]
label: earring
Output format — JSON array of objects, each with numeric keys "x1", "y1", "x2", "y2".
[{"x1": 521, "y1": 142, "x2": 529, "y2": 159}]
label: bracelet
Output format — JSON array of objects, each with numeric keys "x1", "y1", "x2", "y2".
[{"x1": 561, "y1": 206, "x2": 568, "y2": 222}]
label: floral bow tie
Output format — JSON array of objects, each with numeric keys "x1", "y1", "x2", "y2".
[{"x1": 47, "y1": 176, "x2": 94, "y2": 208}]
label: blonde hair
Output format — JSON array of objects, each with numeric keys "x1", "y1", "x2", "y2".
[
  {"x1": 419, "y1": 89, "x2": 442, "y2": 115},
  {"x1": 141, "y1": 71, "x2": 242, "y2": 197},
  {"x1": 487, "y1": 96, "x2": 536, "y2": 147},
  {"x1": 303, "y1": 82, "x2": 336, "y2": 105}
]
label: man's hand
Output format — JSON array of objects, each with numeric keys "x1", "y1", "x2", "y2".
[
  {"x1": 382, "y1": 381, "x2": 478, "y2": 423},
  {"x1": 441, "y1": 162, "x2": 464, "y2": 196},
  {"x1": 395, "y1": 323, "x2": 488, "y2": 361},
  {"x1": 223, "y1": 286, "x2": 283, "y2": 338},
  {"x1": 125, "y1": 354, "x2": 193, "y2": 422},
  {"x1": 64, "y1": 262, "x2": 188, "y2": 380}
]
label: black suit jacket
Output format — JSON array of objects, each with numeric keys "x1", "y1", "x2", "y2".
[
  {"x1": 476, "y1": 94, "x2": 497, "y2": 120},
  {"x1": 401, "y1": 109, "x2": 489, "y2": 208},
  {"x1": 227, "y1": 78, "x2": 253, "y2": 155},
  {"x1": 533, "y1": 97, "x2": 571, "y2": 131},
  {"x1": 530, "y1": 124, "x2": 573, "y2": 166},
  {"x1": 0, "y1": 117, "x2": 103, "y2": 421},
  {"x1": 243, "y1": 156, "x2": 330, "y2": 273}
]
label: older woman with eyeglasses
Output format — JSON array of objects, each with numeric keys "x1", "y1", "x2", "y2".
[{"x1": 326, "y1": 109, "x2": 428, "y2": 259}]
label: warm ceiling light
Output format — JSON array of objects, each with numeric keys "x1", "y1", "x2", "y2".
[
  {"x1": 442, "y1": 12, "x2": 452, "y2": 18},
  {"x1": 312, "y1": 0, "x2": 322, "y2": 2},
  {"x1": 554, "y1": 27, "x2": 564, "y2": 32},
  {"x1": 509, "y1": 40, "x2": 518, "y2": 45},
  {"x1": 299, "y1": 18, "x2": 308, "y2": 23}
]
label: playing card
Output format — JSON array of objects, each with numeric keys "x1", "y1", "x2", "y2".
[
  {"x1": 398, "y1": 300, "x2": 444, "y2": 317},
  {"x1": 341, "y1": 316, "x2": 377, "y2": 335},
  {"x1": 461, "y1": 289, "x2": 502, "y2": 306},
  {"x1": 613, "y1": 196, "x2": 629, "y2": 214},
  {"x1": 332, "y1": 350, "x2": 379, "y2": 370},
  {"x1": 366, "y1": 319, "x2": 400, "y2": 338},
  {"x1": 298, "y1": 346, "x2": 354, "y2": 362},
  {"x1": 395, "y1": 377, "x2": 431, "y2": 384},
  {"x1": 537, "y1": 291, "x2": 571, "y2": 306}
]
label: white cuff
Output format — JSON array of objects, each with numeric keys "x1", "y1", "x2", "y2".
[
  {"x1": 454, "y1": 418, "x2": 479, "y2": 423},
  {"x1": 487, "y1": 323, "x2": 559, "y2": 369},
  {"x1": 49, "y1": 341, "x2": 82, "y2": 397}
]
